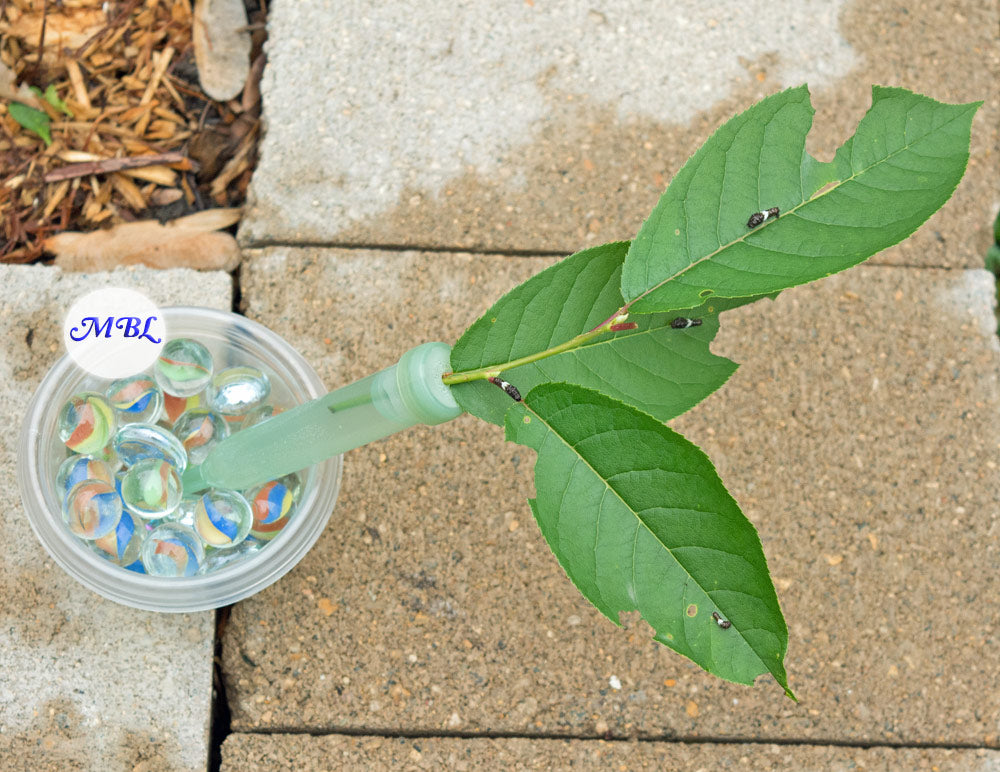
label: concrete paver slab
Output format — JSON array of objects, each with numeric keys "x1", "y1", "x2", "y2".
[
  {"x1": 0, "y1": 266, "x2": 231, "y2": 772},
  {"x1": 242, "y1": 0, "x2": 997, "y2": 266},
  {"x1": 221, "y1": 733, "x2": 1000, "y2": 772},
  {"x1": 222, "y1": 734, "x2": 1000, "y2": 772},
  {"x1": 224, "y1": 247, "x2": 1000, "y2": 745}
]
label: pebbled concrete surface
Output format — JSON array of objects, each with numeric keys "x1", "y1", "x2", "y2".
[
  {"x1": 223, "y1": 247, "x2": 1000, "y2": 748},
  {"x1": 240, "y1": 0, "x2": 998, "y2": 267},
  {"x1": 0, "y1": 265, "x2": 231, "y2": 772},
  {"x1": 222, "y1": 732, "x2": 1000, "y2": 771}
]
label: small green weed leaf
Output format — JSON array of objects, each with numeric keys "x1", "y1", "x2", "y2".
[
  {"x1": 31, "y1": 84, "x2": 73, "y2": 116},
  {"x1": 9, "y1": 101, "x2": 52, "y2": 146},
  {"x1": 506, "y1": 383, "x2": 793, "y2": 697},
  {"x1": 622, "y1": 85, "x2": 980, "y2": 313},
  {"x1": 450, "y1": 241, "x2": 738, "y2": 425}
]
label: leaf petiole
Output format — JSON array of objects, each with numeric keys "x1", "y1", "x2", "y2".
[{"x1": 441, "y1": 309, "x2": 629, "y2": 386}]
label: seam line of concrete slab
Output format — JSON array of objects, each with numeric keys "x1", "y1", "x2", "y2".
[
  {"x1": 241, "y1": 238, "x2": 970, "y2": 271},
  {"x1": 243, "y1": 238, "x2": 570, "y2": 257},
  {"x1": 226, "y1": 726, "x2": 1000, "y2": 752}
]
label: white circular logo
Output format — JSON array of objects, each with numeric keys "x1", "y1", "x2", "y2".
[{"x1": 63, "y1": 288, "x2": 165, "y2": 379}]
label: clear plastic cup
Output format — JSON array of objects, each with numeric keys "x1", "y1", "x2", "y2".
[{"x1": 17, "y1": 307, "x2": 342, "y2": 612}]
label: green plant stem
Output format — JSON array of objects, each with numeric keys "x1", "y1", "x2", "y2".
[
  {"x1": 441, "y1": 309, "x2": 628, "y2": 385},
  {"x1": 441, "y1": 184, "x2": 832, "y2": 388}
]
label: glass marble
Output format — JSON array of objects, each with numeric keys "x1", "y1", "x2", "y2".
[
  {"x1": 275, "y1": 471, "x2": 304, "y2": 503},
  {"x1": 194, "y1": 488, "x2": 252, "y2": 548},
  {"x1": 166, "y1": 497, "x2": 199, "y2": 529},
  {"x1": 112, "y1": 422, "x2": 187, "y2": 472},
  {"x1": 207, "y1": 366, "x2": 271, "y2": 416},
  {"x1": 92, "y1": 510, "x2": 144, "y2": 565},
  {"x1": 199, "y1": 540, "x2": 263, "y2": 574},
  {"x1": 154, "y1": 338, "x2": 213, "y2": 397},
  {"x1": 163, "y1": 392, "x2": 202, "y2": 425},
  {"x1": 121, "y1": 458, "x2": 182, "y2": 519},
  {"x1": 172, "y1": 409, "x2": 230, "y2": 466},
  {"x1": 106, "y1": 375, "x2": 164, "y2": 424},
  {"x1": 240, "y1": 403, "x2": 276, "y2": 431},
  {"x1": 55, "y1": 455, "x2": 114, "y2": 495},
  {"x1": 246, "y1": 479, "x2": 297, "y2": 541},
  {"x1": 141, "y1": 523, "x2": 204, "y2": 577},
  {"x1": 62, "y1": 479, "x2": 122, "y2": 540},
  {"x1": 57, "y1": 392, "x2": 116, "y2": 455}
]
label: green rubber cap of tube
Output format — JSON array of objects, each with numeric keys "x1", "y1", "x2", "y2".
[{"x1": 395, "y1": 341, "x2": 462, "y2": 425}]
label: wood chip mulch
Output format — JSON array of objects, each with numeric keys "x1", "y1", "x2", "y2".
[{"x1": 0, "y1": 0, "x2": 266, "y2": 263}]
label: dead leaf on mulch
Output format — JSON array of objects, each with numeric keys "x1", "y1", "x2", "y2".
[
  {"x1": 46, "y1": 208, "x2": 242, "y2": 271},
  {"x1": 6, "y1": 7, "x2": 107, "y2": 54},
  {"x1": 193, "y1": 0, "x2": 251, "y2": 101},
  {"x1": 0, "y1": 60, "x2": 43, "y2": 108}
]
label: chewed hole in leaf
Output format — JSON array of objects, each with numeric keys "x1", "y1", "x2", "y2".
[{"x1": 699, "y1": 289, "x2": 714, "y2": 298}]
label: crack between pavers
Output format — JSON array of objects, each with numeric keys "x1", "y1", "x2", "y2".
[
  {"x1": 207, "y1": 606, "x2": 235, "y2": 772},
  {"x1": 230, "y1": 264, "x2": 245, "y2": 315},
  {"x1": 229, "y1": 725, "x2": 1000, "y2": 752},
  {"x1": 240, "y1": 238, "x2": 568, "y2": 257},
  {"x1": 238, "y1": 239, "x2": 968, "y2": 272}
]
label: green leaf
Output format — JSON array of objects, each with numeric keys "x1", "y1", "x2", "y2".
[
  {"x1": 8, "y1": 101, "x2": 52, "y2": 146},
  {"x1": 31, "y1": 84, "x2": 73, "y2": 117},
  {"x1": 622, "y1": 85, "x2": 980, "y2": 313},
  {"x1": 506, "y1": 382, "x2": 793, "y2": 697},
  {"x1": 986, "y1": 244, "x2": 1000, "y2": 275},
  {"x1": 450, "y1": 241, "x2": 739, "y2": 425}
]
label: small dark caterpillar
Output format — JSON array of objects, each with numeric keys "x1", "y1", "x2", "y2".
[
  {"x1": 747, "y1": 207, "x2": 780, "y2": 228},
  {"x1": 488, "y1": 377, "x2": 522, "y2": 402},
  {"x1": 712, "y1": 611, "x2": 732, "y2": 629},
  {"x1": 670, "y1": 317, "x2": 703, "y2": 329}
]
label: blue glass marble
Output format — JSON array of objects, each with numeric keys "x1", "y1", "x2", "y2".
[
  {"x1": 92, "y1": 510, "x2": 144, "y2": 565},
  {"x1": 55, "y1": 455, "x2": 114, "y2": 495},
  {"x1": 207, "y1": 366, "x2": 271, "y2": 416},
  {"x1": 194, "y1": 488, "x2": 252, "y2": 548},
  {"x1": 112, "y1": 422, "x2": 187, "y2": 472},
  {"x1": 141, "y1": 523, "x2": 205, "y2": 577},
  {"x1": 120, "y1": 458, "x2": 182, "y2": 519},
  {"x1": 246, "y1": 479, "x2": 297, "y2": 541},
  {"x1": 172, "y1": 408, "x2": 230, "y2": 466},
  {"x1": 155, "y1": 338, "x2": 213, "y2": 397},
  {"x1": 106, "y1": 375, "x2": 164, "y2": 424},
  {"x1": 274, "y1": 471, "x2": 303, "y2": 503},
  {"x1": 62, "y1": 479, "x2": 122, "y2": 540}
]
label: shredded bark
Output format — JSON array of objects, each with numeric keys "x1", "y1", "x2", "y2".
[{"x1": 0, "y1": 0, "x2": 266, "y2": 263}]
